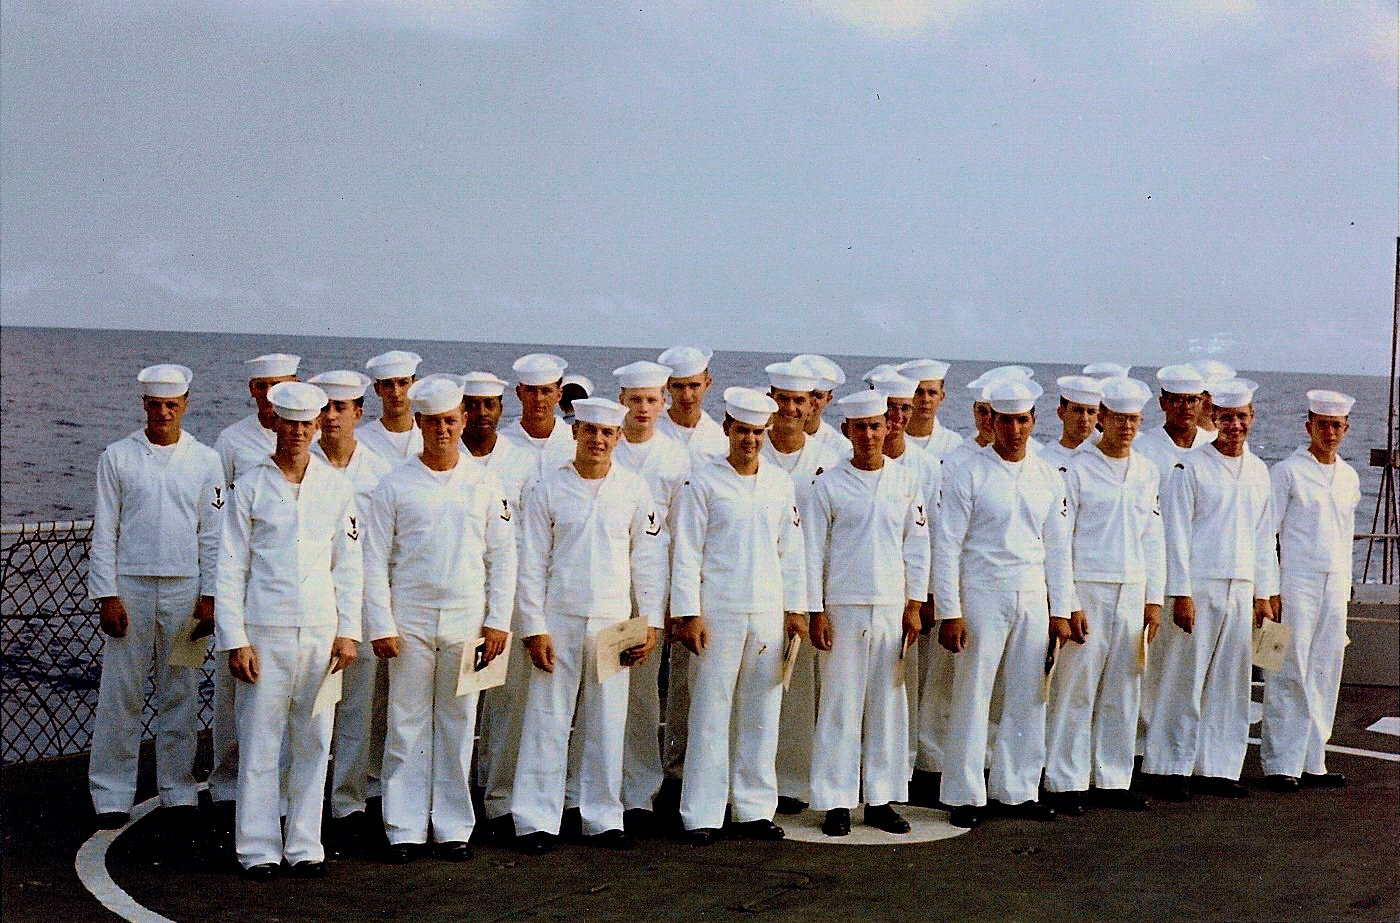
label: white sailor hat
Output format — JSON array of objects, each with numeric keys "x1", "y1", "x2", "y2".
[
  {"x1": 1083, "y1": 361, "x2": 1131, "y2": 379},
  {"x1": 137, "y1": 364, "x2": 193, "y2": 398},
  {"x1": 572, "y1": 397, "x2": 628, "y2": 428},
  {"x1": 267, "y1": 381, "x2": 327, "y2": 421},
  {"x1": 512, "y1": 353, "x2": 568, "y2": 386},
  {"x1": 461, "y1": 371, "x2": 509, "y2": 398},
  {"x1": 1056, "y1": 375, "x2": 1105, "y2": 407},
  {"x1": 244, "y1": 353, "x2": 300, "y2": 380},
  {"x1": 364, "y1": 350, "x2": 422, "y2": 380},
  {"x1": 1306, "y1": 389, "x2": 1355, "y2": 417},
  {"x1": 723, "y1": 387, "x2": 778, "y2": 426},
  {"x1": 966, "y1": 365, "x2": 1033, "y2": 398},
  {"x1": 657, "y1": 346, "x2": 712, "y2": 378},
  {"x1": 836, "y1": 390, "x2": 889, "y2": 420},
  {"x1": 792, "y1": 354, "x2": 846, "y2": 389},
  {"x1": 1210, "y1": 378, "x2": 1258, "y2": 409},
  {"x1": 861, "y1": 363, "x2": 898, "y2": 386},
  {"x1": 1189, "y1": 359, "x2": 1236, "y2": 390},
  {"x1": 1099, "y1": 377, "x2": 1153, "y2": 414},
  {"x1": 308, "y1": 370, "x2": 372, "y2": 401},
  {"x1": 562, "y1": 374, "x2": 594, "y2": 395},
  {"x1": 1156, "y1": 364, "x2": 1206, "y2": 395},
  {"x1": 764, "y1": 361, "x2": 822, "y2": 393},
  {"x1": 896, "y1": 359, "x2": 951, "y2": 382},
  {"x1": 409, "y1": 376, "x2": 465, "y2": 416},
  {"x1": 872, "y1": 373, "x2": 918, "y2": 399},
  {"x1": 614, "y1": 360, "x2": 673, "y2": 390},
  {"x1": 986, "y1": 378, "x2": 1044, "y2": 414}
]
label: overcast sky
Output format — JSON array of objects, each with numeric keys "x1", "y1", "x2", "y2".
[{"x1": 1, "y1": 0, "x2": 1395, "y2": 374}]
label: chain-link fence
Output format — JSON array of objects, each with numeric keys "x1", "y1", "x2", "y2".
[{"x1": 1, "y1": 521, "x2": 214, "y2": 765}]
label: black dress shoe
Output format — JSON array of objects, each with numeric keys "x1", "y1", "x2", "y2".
[
  {"x1": 820, "y1": 808, "x2": 851, "y2": 837},
  {"x1": 485, "y1": 814, "x2": 516, "y2": 843},
  {"x1": 384, "y1": 843, "x2": 421, "y2": 864},
  {"x1": 1198, "y1": 776, "x2": 1249, "y2": 799},
  {"x1": 586, "y1": 828, "x2": 635, "y2": 851},
  {"x1": 242, "y1": 863, "x2": 280, "y2": 882},
  {"x1": 1094, "y1": 788, "x2": 1151, "y2": 812},
  {"x1": 515, "y1": 831, "x2": 556, "y2": 856},
  {"x1": 560, "y1": 807, "x2": 584, "y2": 843},
  {"x1": 991, "y1": 800, "x2": 1056, "y2": 822},
  {"x1": 95, "y1": 812, "x2": 130, "y2": 830},
  {"x1": 288, "y1": 860, "x2": 326, "y2": 879},
  {"x1": 682, "y1": 827, "x2": 717, "y2": 846},
  {"x1": 623, "y1": 808, "x2": 656, "y2": 838},
  {"x1": 434, "y1": 841, "x2": 472, "y2": 862},
  {"x1": 1261, "y1": 774, "x2": 1301, "y2": 793},
  {"x1": 947, "y1": 806, "x2": 982, "y2": 829},
  {"x1": 733, "y1": 819, "x2": 786, "y2": 841},
  {"x1": 864, "y1": 803, "x2": 911, "y2": 834},
  {"x1": 909, "y1": 769, "x2": 943, "y2": 808},
  {"x1": 1155, "y1": 775, "x2": 1193, "y2": 802},
  {"x1": 776, "y1": 796, "x2": 808, "y2": 815},
  {"x1": 1301, "y1": 772, "x2": 1346, "y2": 789},
  {"x1": 1047, "y1": 791, "x2": 1087, "y2": 817}
]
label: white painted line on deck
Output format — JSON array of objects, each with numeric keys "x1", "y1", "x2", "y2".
[
  {"x1": 74, "y1": 793, "x2": 179, "y2": 923},
  {"x1": 1247, "y1": 738, "x2": 1400, "y2": 763},
  {"x1": 1366, "y1": 716, "x2": 1400, "y2": 737}
]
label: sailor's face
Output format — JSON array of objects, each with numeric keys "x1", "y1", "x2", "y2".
[
  {"x1": 319, "y1": 398, "x2": 363, "y2": 438},
  {"x1": 374, "y1": 376, "x2": 416, "y2": 415},
  {"x1": 809, "y1": 390, "x2": 834, "y2": 422},
  {"x1": 666, "y1": 373, "x2": 710, "y2": 412},
  {"x1": 843, "y1": 415, "x2": 888, "y2": 461},
  {"x1": 620, "y1": 387, "x2": 666, "y2": 428},
  {"x1": 143, "y1": 395, "x2": 187, "y2": 438},
  {"x1": 463, "y1": 396, "x2": 503, "y2": 438},
  {"x1": 572, "y1": 420, "x2": 620, "y2": 462},
  {"x1": 724, "y1": 418, "x2": 768, "y2": 464},
  {"x1": 992, "y1": 410, "x2": 1035, "y2": 455},
  {"x1": 1159, "y1": 391, "x2": 1201, "y2": 430},
  {"x1": 249, "y1": 375, "x2": 297, "y2": 417},
  {"x1": 417, "y1": 407, "x2": 466, "y2": 452},
  {"x1": 884, "y1": 397, "x2": 913, "y2": 435},
  {"x1": 273, "y1": 416, "x2": 318, "y2": 454},
  {"x1": 913, "y1": 380, "x2": 945, "y2": 419},
  {"x1": 1057, "y1": 400, "x2": 1099, "y2": 443},
  {"x1": 517, "y1": 382, "x2": 562, "y2": 419},
  {"x1": 1098, "y1": 408, "x2": 1141, "y2": 451},
  {"x1": 769, "y1": 388, "x2": 810, "y2": 435},
  {"x1": 1212, "y1": 404, "x2": 1253, "y2": 453},
  {"x1": 1305, "y1": 413, "x2": 1349, "y2": 454},
  {"x1": 1196, "y1": 392, "x2": 1216, "y2": 426},
  {"x1": 972, "y1": 402, "x2": 995, "y2": 441}
]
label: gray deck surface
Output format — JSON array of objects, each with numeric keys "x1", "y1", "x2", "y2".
[{"x1": 4, "y1": 685, "x2": 1397, "y2": 923}]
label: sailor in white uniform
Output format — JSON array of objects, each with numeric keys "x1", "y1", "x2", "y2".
[
  {"x1": 935, "y1": 378, "x2": 1072, "y2": 829},
  {"x1": 510, "y1": 398, "x2": 669, "y2": 855},
  {"x1": 1190, "y1": 358, "x2": 1235, "y2": 443},
  {"x1": 609, "y1": 360, "x2": 692, "y2": 832},
  {"x1": 88, "y1": 364, "x2": 222, "y2": 829},
  {"x1": 460, "y1": 371, "x2": 547, "y2": 838},
  {"x1": 762, "y1": 361, "x2": 841, "y2": 815},
  {"x1": 897, "y1": 359, "x2": 963, "y2": 457},
  {"x1": 1039, "y1": 376, "x2": 1103, "y2": 474},
  {"x1": 1044, "y1": 377, "x2": 1163, "y2": 816},
  {"x1": 307, "y1": 371, "x2": 395, "y2": 839},
  {"x1": 1260, "y1": 390, "x2": 1362, "y2": 792},
  {"x1": 209, "y1": 352, "x2": 301, "y2": 810},
  {"x1": 356, "y1": 350, "x2": 424, "y2": 464},
  {"x1": 942, "y1": 366, "x2": 1036, "y2": 475},
  {"x1": 655, "y1": 346, "x2": 728, "y2": 460},
  {"x1": 805, "y1": 390, "x2": 930, "y2": 837},
  {"x1": 502, "y1": 353, "x2": 576, "y2": 478},
  {"x1": 361, "y1": 377, "x2": 516, "y2": 863},
  {"x1": 560, "y1": 374, "x2": 593, "y2": 426},
  {"x1": 215, "y1": 381, "x2": 362, "y2": 881},
  {"x1": 1144, "y1": 378, "x2": 1279, "y2": 801},
  {"x1": 672, "y1": 388, "x2": 807, "y2": 844},
  {"x1": 792, "y1": 354, "x2": 852, "y2": 457}
]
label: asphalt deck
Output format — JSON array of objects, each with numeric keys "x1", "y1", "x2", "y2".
[{"x1": 4, "y1": 685, "x2": 1397, "y2": 923}]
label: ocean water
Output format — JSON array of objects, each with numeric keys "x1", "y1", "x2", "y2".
[{"x1": 2, "y1": 325, "x2": 1394, "y2": 575}]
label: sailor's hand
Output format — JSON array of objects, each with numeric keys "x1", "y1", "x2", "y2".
[
  {"x1": 525, "y1": 634, "x2": 555, "y2": 673},
  {"x1": 622, "y1": 627, "x2": 659, "y2": 667},
  {"x1": 784, "y1": 612, "x2": 808, "y2": 642},
  {"x1": 939, "y1": 618, "x2": 967, "y2": 654},
  {"x1": 1171, "y1": 596, "x2": 1195, "y2": 634},
  {"x1": 1068, "y1": 610, "x2": 1090, "y2": 645},
  {"x1": 675, "y1": 617, "x2": 707, "y2": 656},
  {"x1": 193, "y1": 595, "x2": 215, "y2": 625},
  {"x1": 1253, "y1": 598, "x2": 1276, "y2": 627},
  {"x1": 330, "y1": 637, "x2": 357, "y2": 673},
  {"x1": 371, "y1": 636, "x2": 400, "y2": 659},
  {"x1": 1050, "y1": 616, "x2": 1074, "y2": 647},
  {"x1": 480, "y1": 627, "x2": 508, "y2": 664},
  {"x1": 902, "y1": 600, "x2": 922, "y2": 650},
  {"x1": 229, "y1": 646, "x2": 259, "y2": 684},
  {"x1": 919, "y1": 599, "x2": 936, "y2": 634},
  {"x1": 810, "y1": 612, "x2": 834, "y2": 652},
  {"x1": 1270, "y1": 595, "x2": 1282, "y2": 623},
  {"x1": 1143, "y1": 603, "x2": 1162, "y2": 643},
  {"x1": 99, "y1": 597, "x2": 129, "y2": 638}
]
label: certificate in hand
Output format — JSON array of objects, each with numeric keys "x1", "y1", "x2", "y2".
[
  {"x1": 312, "y1": 657, "x2": 344, "y2": 717},
  {"x1": 595, "y1": 618, "x2": 649, "y2": 683},
  {"x1": 1252, "y1": 620, "x2": 1291, "y2": 672},
  {"x1": 457, "y1": 634, "x2": 511, "y2": 697},
  {"x1": 780, "y1": 635, "x2": 801, "y2": 691},
  {"x1": 167, "y1": 618, "x2": 211, "y2": 669}
]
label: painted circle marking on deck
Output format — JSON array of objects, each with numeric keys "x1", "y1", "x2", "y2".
[
  {"x1": 781, "y1": 805, "x2": 971, "y2": 845},
  {"x1": 74, "y1": 793, "x2": 179, "y2": 923}
]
